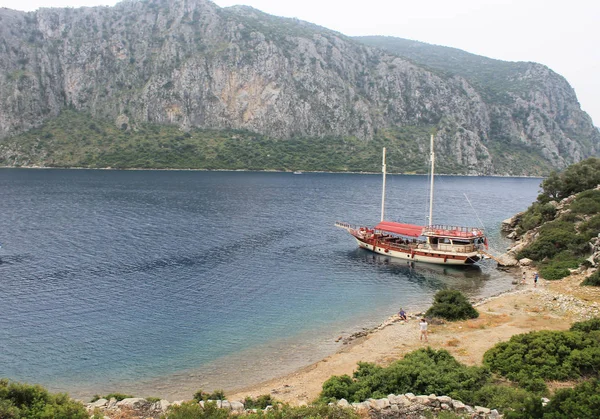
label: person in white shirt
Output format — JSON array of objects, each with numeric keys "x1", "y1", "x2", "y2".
[{"x1": 419, "y1": 318, "x2": 428, "y2": 342}]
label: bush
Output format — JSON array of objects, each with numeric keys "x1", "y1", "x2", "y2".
[
  {"x1": 570, "y1": 189, "x2": 600, "y2": 214},
  {"x1": 425, "y1": 290, "x2": 479, "y2": 321},
  {"x1": 515, "y1": 174, "x2": 600, "y2": 274},
  {"x1": 0, "y1": 378, "x2": 88, "y2": 419},
  {"x1": 319, "y1": 348, "x2": 490, "y2": 404},
  {"x1": 164, "y1": 401, "x2": 359, "y2": 419},
  {"x1": 483, "y1": 330, "x2": 600, "y2": 391},
  {"x1": 539, "y1": 265, "x2": 571, "y2": 280},
  {"x1": 538, "y1": 252, "x2": 584, "y2": 280},
  {"x1": 91, "y1": 392, "x2": 133, "y2": 402},
  {"x1": 243, "y1": 394, "x2": 277, "y2": 409},
  {"x1": 471, "y1": 384, "x2": 539, "y2": 414},
  {"x1": 537, "y1": 158, "x2": 600, "y2": 201},
  {"x1": 246, "y1": 404, "x2": 359, "y2": 418},
  {"x1": 165, "y1": 400, "x2": 230, "y2": 419},
  {"x1": 571, "y1": 318, "x2": 600, "y2": 333},
  {"x1": 578, "y1": 214, "x2": 600, "y2": 241},
  {"x1": 517, "y1": 220, "x2": 584, "y2": 261},
  {"x1": 582, "y1": 270, "x2": 600, "y2": 286},
  {"x1": 543, "y1": 379, "x2": 600, "y2": 418},
  {"x1": 193, "y1": 389, "x2": 226, "y2": 402}
]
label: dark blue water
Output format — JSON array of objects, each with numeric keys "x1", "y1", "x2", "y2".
[{"x1": 0, "y1": 169, "x2": 540, "y2": 399}]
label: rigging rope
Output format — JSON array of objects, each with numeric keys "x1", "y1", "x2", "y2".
[{"x1": 463, "y1": 192, "x2": 486, "y2": 230}]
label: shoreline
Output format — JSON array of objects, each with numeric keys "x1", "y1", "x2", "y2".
[
  {"x1": 62, "y1": 262, "x2": 517, "y2": 402},
  {"x1": 0, "y1": 165, "x2": 544, "y2": 179},
  {"x1": 226, "y1": 266, "x2": 599, "y2": 405}
]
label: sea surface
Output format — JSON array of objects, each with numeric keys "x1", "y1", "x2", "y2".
[{"x1": 0, "y1": 169, "x2": 541, "y2": 400}]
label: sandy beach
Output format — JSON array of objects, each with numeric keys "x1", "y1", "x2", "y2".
[{"x1": 229, "y1": 265, "x2": 600, "y2": 404}]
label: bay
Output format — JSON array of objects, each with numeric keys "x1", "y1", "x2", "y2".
[{"x1": 0, "y1": 169, "x2": 540, "y2": 399}]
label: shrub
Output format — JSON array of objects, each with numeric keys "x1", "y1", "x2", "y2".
[
  {"x1": 425, "y1": 290, "x2": 479, "y2": 321},
  {"x1": 98, "y1": 392, "x2": 133, "y2": 402},
  {"x1": 517, "y1": 220, "x2": 587, "y2": 261},
  {"x1": 193, "y1": 389, "x2": 226, "y2": 402},
  {"x1": 243, "y1": 394, "x2": 276, "y2": 409},
  {"x1": 483, "y1": 330, "x2": 600, "y2": 391},
  {"x1": 578, "y1": 214, "x2": 600, "y2": 241},
  {"x1": 570, "y1": 198, "x2": 600, "y2": 215},
  {"x1": 539, "y1": 252, "x2": 583, "y2": 280},
  {"x1": 471, "y1": 384, "x2": 539, "y2": 414},
  {"x1": 246, "y1": 404, "x2": 359, "y2": 418},
  {"x1": 519, "y1": 210, "x2": 542, "y2": 232},
  {"x1": 538, "y1": 158, "x2": 600, "y2": 201},
  {"x1": 571, "y1": 318, "x2": 600, "y2": 333},
  {"x1": 319, "y1": 348, "x2": 490, "y2": 404},
  {"x1": 582, "y1": 270, "x2": 600, "y2": 286},
  {"x1": 570, "y1": 189, "x2": 600, "y2": 213},
  {"x1": 0, "y1": 378, "x2": 88, "y2": 419},
  {"x1": 539, "y1": 265, "x2": 571, "y2": 280},
  {"x1": 164, "y1": 400, "x2": 229, "y2": 419},
  {"x1": 543, "y1": 379, "x2": 600, "y2": 419},
  {"x1": 164, "y1": 401, "x2": 359, "y2": 419}
]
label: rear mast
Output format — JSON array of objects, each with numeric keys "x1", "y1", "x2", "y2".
[
  {"x1": 428, "y1": 134, "x2": 435, "y2": 227},
  {"x1": 381, "y1": 147, "x2": 387, "y2": 222}
]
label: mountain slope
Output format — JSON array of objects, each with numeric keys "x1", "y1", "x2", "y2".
[{"x1": 0, "y1": 0, "x2": 598, "y2": 175}]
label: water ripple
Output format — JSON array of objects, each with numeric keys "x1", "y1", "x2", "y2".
[{"x1": 0, "y1": 170, "x2": 540, "y2": 398}]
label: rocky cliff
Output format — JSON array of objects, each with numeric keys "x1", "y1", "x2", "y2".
[{"x1": 0, "y1": 0, "x2": 598, "y2": 174}]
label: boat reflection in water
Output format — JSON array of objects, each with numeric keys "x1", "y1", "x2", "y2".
[{"x1": 351, "y1": 248, "x2": 494, "y2": 295}]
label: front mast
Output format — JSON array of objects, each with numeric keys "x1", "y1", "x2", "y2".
[
  {"x1": 381, "y1": 147, "x2": 387, "y2": 222},
  {"x1": 428, "y1": 134, "x2": 435, "y2": 227}
]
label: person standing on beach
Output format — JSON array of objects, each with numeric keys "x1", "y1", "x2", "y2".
[
  {"x1": 533, "y1": 272, "x2": 539, "y2": 287},
  {"x1": 419, "y1": 318, "x2": 428, "y2": 342},
  {"x1": 521, "y1": 271, "x2": 526, "y2": 284}
]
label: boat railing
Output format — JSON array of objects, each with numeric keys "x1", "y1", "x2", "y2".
[
  {"x1": 423, "y1": 224, "x2": 485, "y2": 238},
  {"x1": 335, "y1": 221, "x2": 354, "y2": 230},
  {"x1": 335, "y1": 222, "x2": 372, "y2": 235},
  {"x1": 427, "y1": 243, "x2": 476, "y2": 253}
]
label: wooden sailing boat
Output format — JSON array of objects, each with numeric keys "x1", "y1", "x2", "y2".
[{"x1": 336, "y1": 134, "x2": 487, "y2": 265}]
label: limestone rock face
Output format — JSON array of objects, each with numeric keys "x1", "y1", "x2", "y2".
[{"x1": 0, "y1": 0, "x2": 598, "y2": 175}]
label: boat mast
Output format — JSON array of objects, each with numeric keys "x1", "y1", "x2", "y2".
[
  {"x1": 381, "y1": 147, "x2": 387, "y2": 222},
  {"x1": 428, "y1": 134, "x2": 435, "y2": 227}
]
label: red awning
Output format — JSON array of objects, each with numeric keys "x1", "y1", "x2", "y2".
[{"x1": 375, "y1": 221, "x2": 425, "y2": 237}]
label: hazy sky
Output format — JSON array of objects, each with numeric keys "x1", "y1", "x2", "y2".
[{"x1": 2, "y1": 0, "x2": 598, "y2": 126}]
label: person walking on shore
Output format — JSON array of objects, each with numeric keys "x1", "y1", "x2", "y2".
[
  {"x1": 419, "y1": 318, "x2": 428, "y2": 342},
  {"x1": 521, "y1": 271, "x2": 526, "y2": 284},
  {"x1": 533, "y1": 272, "x2": 539, "y2": 287}
]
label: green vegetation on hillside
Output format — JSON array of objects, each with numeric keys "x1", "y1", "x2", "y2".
[
  {"x1": 355, "y1": 36, "x2": 541, "y2": 104},
  {"x1": 582, "y1": 270, "x2": 600, "y2": 286},
  {"x1": 514, "y1": 158, "x2": 600, "y2": 280},
  {"x1": 537, "y1": 158, "x2": 600, "y2": 203},
  {"x1": 1, "y1": 110, "x2": 475, "y2": 174}
]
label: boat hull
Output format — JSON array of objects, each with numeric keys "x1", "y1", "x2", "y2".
[{"x1": 353, "y1": 236, "x2": 481, "y2": 266}]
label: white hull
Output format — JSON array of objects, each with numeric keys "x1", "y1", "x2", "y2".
[{"x1": 353, "y1": 237, "x2": 480, "y2": 266}]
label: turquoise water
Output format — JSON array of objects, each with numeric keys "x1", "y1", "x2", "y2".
[{"x1": 0, "y1": 170, "x2": 540, "y2": 399}]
